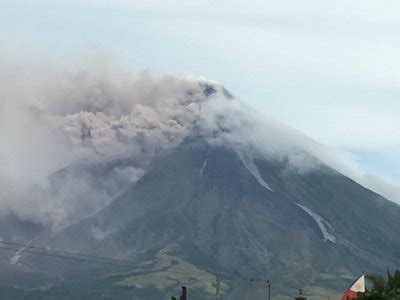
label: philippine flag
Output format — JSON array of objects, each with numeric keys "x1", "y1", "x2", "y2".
[{"x1": 340, "y1": 275, "x2": 365, "y2": 299}]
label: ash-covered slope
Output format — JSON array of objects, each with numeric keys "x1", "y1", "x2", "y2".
[
  {"x1": 39, "y1": 134, "x2": 400, "y2": 299},
  {"x1": 2, "y1": 75, "x2": 400, "y2": 299}
]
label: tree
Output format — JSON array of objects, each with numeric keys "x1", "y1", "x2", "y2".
[{"x1": 356, "y1": 270, "x2": 400, "y2": 300}]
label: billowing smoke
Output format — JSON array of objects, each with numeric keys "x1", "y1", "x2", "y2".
[
  {"x1": 0, "y1": 53, "x2": 399, "y2": 232},
  {"x1": 52, "y1": 73, "x2": 206, "y2": 162},
  {"x1": 0, "y1": 54, "x2": 230, "y2": 230}
]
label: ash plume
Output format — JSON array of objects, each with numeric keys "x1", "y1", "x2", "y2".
[{"x1": 0, "y1": 53, "x2": 399, "y2": 231}]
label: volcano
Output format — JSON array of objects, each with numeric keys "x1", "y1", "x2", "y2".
[{"x1": 1, "y1": 79, "x2": 399, "y2": 300}]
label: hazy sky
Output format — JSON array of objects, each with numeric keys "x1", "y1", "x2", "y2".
[{"x1": 1, "y1": 0, "x2": 400, "y2": 181}]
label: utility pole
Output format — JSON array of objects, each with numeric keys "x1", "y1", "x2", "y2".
[
  {"x1": 215, "y1": 275, "x2": 220, "y2": 300},
  {"x1": 180, "y1": 286, "x2": 187, "y2": 300},
  {"x1": 171, "y1": 285, "x2": 187, "y2": 300},
  {"x1": 295, "y1": 289, "x2": 307, "y2": 300}
]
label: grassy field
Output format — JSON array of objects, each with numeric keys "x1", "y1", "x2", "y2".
[{"x1": 115, "y1": 250, "x2": 229, "y2": 296}]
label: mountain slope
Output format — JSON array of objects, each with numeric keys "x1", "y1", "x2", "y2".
[
  {"x1": 33, "y1": 136, "x2": 400, "y2": 299},
  {"x1": 2, "y1": 77, "x2": 400, "y2": 299}
]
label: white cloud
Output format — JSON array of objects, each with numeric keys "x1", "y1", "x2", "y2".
[{"x1": 198, "y1": 96, "x2": 400, "y2": 203}]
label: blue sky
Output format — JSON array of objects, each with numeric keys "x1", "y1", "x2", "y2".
[{"x1": 1, "y1": 0, "x2": 400, "y2": 182}]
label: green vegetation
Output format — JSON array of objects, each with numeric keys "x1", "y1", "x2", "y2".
[
  {"x1": 356, "y1": 270, "x2": 400, "y2": 299},
  {"x1": 115, "y1": 250, "x2": 229, "y2": 296}
]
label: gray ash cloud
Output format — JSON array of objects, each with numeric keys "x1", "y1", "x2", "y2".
[{"x1": 0, "y1": 54, "x2": 399, "y2": 231}]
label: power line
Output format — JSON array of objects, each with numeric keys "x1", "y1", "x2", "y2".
[
  {"x1": 0, "y1": 240, "x2": 137, "y2": 265},
  {"x1": 0, "y1": 245, "x2": 134, "y2": 268},
  {"x1": 0, "y1": 240, "x2": 271, "y2": 290}
]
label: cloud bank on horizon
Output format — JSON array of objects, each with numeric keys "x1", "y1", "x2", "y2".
[{"x1": 0, "y1": 55, "x2": 399, "y2": 229}]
